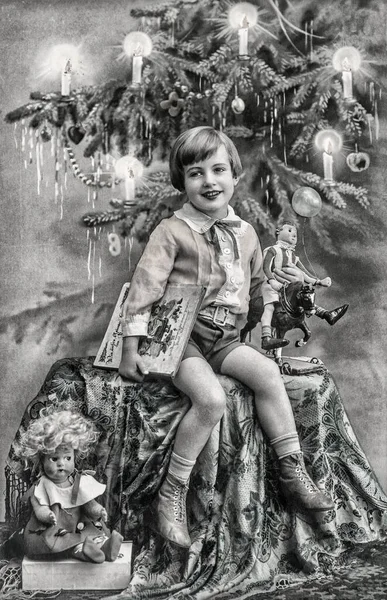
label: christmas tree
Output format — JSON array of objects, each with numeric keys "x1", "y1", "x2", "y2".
[{"x1": 5, "y1": 0, "x2": 384, "y2": 253}]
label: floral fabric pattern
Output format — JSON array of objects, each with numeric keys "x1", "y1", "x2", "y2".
[{"x1": 5, "y1": 357, "x2": 387, "y2": 599}]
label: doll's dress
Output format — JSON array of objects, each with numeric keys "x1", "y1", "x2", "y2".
[{"x1": 23, "y1": 473, "x2": 107, "y2": 558}]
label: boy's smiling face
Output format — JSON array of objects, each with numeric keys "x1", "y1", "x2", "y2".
[{"x1": 183, "y1": 145, "x2": 238, "y2": 219}]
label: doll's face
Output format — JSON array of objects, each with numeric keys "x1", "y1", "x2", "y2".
[
  {"x1": 42, "y1": 444, "x2": 75, "y2": 484},
  {"x1": 277, "y1": 224, "x2": 297, "y2": 246}
]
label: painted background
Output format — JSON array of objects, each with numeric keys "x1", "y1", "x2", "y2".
[{"x1": 1, "y1": 0, "x2": 386, "y2": 521}]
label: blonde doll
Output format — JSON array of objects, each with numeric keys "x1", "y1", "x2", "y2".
[{"x1": 16, "y1": 408, "x2": 123, "y2": 563}]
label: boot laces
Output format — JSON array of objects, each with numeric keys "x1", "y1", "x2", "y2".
[
  {"x1": 172, "y1": 482, "x2": 188, "y2": 523},
  {"x1": 295, "y1": 462, "x2": 318, "y2": 494}
]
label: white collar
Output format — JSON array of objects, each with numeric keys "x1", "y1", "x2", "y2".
[
  {"x1": 276, "y1": 240, "x2": 296, "y2": 251},
  {"x1": 174, "y1": 202, "x2": 241, "y2": 234}
]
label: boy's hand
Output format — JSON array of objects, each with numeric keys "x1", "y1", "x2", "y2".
[
  {"x1": 119, "y1": 336, "x2": 148, "y2": 381},
  {"x1": 119, "y1": 354, "x2": 148, "y2": 381}
]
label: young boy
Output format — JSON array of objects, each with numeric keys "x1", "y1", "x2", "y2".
[
  {"x1": 119, "y1": 127, "x2": 334, "y2": 549},
  {"x1": 261, "y1": 221, "x2": 348, "y2": 350}
]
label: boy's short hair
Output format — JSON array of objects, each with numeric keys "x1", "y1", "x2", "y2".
[{"x1": 169, "y1": 126, "x2": 243, "y2": 192}]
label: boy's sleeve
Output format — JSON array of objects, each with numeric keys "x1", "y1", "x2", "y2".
[
  {"x1": 249, "y1": 233, "x2": 265, "y2": 302},
  {"x1": 121, "y1": 222, "x2": 178, "y2": 337}
]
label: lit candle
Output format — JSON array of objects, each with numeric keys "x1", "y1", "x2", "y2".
[
  {"x1": 61, "y1": 59, "x2": 72, "y2": 96},
  {"x1": 125, "y1": 168, "x2": 135, "y2": 203},
  {"x1": 132, "y1": 45, "x2": 143, "y2": 85},
  {"x1": 342, "y1": 57, "x2": 352, "y2": 99},
  {"x1": 323, "y1": 140, "x2": 333, "y2": 181},
  {"x1": 238, "y1": 15, "x2": 249, "y2": 56}
]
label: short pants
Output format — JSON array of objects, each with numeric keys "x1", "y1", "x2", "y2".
[
  {"x1": 261, "y1": 280, "x2": 280, "y2": 305},
  {"x1": 181, "y1": 314, "x2": 246, "y2": 373}
]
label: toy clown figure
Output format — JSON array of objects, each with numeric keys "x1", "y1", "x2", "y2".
[{"x1": 261, "y1": 221, "x2": 348, "y2": 350}]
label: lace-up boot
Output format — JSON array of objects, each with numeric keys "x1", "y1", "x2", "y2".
[
  {"x1": 153, "y1": 472, "x2": 191, "y2": 548},
  {"x1": 279, "y1": 453, "x2": 334, "y2": 512}
]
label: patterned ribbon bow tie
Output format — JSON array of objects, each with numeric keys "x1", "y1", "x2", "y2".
[{"x1": 208, "y1": 220, "x2": 241, "y2": 260}]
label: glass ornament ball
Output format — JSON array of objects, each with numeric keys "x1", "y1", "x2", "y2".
[
  {"x1": 231, "y1": 96, "x2": 245, "y2": 114},
  {"x1": 292, "y1": 187, "x2": 322, "y2": 218},
  {"x1": 346, "y1": 151, "x2": 370, "y2": 172},
  {"x1": 40, "y1": 125, "x2": 52, "y2": 142}
]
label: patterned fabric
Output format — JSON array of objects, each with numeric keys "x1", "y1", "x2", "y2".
[{"x1": 5, "y1": 357, "x2": 387, "y2": 599}]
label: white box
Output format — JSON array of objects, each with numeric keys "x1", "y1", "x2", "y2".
[{"x1": 22, "y1": 541, "x2": 132, "y2": 590}]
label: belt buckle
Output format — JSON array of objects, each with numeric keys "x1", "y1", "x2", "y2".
[{"x1": 213, "y1": 306, "x2": 229, "y2": 326}]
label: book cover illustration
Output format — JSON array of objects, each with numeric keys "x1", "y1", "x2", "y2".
[{"x1": 94, "y1": 283, "x2": 206, "y2": 378}]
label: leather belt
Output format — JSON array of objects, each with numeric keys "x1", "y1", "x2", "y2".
[{"x1": 199, "y1": 305, "x2": 237, "y2": 327}]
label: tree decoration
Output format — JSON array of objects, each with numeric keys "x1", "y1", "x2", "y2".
[
  {"x1": 65, "y1": 141, "x2": 114, "y2": 188},
  {"x1": 315, "y1": 130, "x2": 343, "y2": 183},
  {"x1": 332, "y1": 46, "x2": 362, "y2": 101},
  {"x1": 346, "y1": 151, "x2": 370, "y2": 172},
  {"x1": 40, "y1": 125, "x2": 52, "y2": 142},
  {"x1": 114, "y1": 155, "x2": 143, "y2": 203},
  {"x1": 67, "y1": 125, "x2": 86, "y2": 145},
  {"x1": 228, "y1": 3, "x2": 258, "y2": 59},
  {"x1": 122, "y1": 31, "x2": 153, "y2": 86},
  {"x1": 160, "y1": 91, "x2": 185, "y2": 116},
  {"x1": 292, "y1": 187, "x2": 322, "y2": 218},
  {"x1": 4, "y1": 0, "x2": 383, "y2": 254},
  {"x1": 231, "y1": 96, "x2": 245, "y2": 114}
]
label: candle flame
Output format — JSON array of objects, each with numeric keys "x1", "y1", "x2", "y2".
[
  {"x1": 325, "y1": 140, "x2": 333, "y2": 154},
  {"x1": 240, "y1": 15, "x2": 249, "y2": 28},
  {"x1": 134, "y1": 44, "x2": 144, "y2": 57},
  {"x1": 342, "y1": 57, "x2": 351, "y2": 72}
]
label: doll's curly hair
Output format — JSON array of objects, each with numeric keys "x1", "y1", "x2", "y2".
[{"x1": 15, "y1": 407, "x2": 100, "y2": 468}]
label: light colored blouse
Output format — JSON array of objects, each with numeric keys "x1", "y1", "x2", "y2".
[{"x1": 121, "y1": 202, "x2": 265, "y2": 337}]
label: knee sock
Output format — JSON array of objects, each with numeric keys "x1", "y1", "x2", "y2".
[
  {"x1": 168, "y1": 451, "x2": 196, "y2": 483},
  {"x1": 270, "y1": 432, "x2": 301, "y2": 459},
  {"x1": 261, "y1": 325, "x2": 272, "y2": 338}
]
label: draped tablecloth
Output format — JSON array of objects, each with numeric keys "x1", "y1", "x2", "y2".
[{"x1": 5, "y1": 356, "x2": 387, "y2": 599}]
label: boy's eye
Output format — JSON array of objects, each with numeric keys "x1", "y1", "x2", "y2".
[
  {"x1": 50, "y1": 457, "x2": 58, "y2": 462},
  {"x1": 66, "y1": 456, "x2": 72, "y2": 461}
]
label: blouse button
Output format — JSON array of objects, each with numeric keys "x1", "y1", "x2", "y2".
[
  {"x1": 230, "y1": 276, "x2": 235, "y2": 283},
  {"x1": 223, "y1": 248, "x2": 231, "y2": 255},
  {"x1": 221, "y1": 236, "x2": 227, "y2": 242},
  {"x1": 225, "y1": 291, "x2": 230, "y2": 298},
  {"x1": 226, "y1": 263, "x2": 232, "y2": 269}
]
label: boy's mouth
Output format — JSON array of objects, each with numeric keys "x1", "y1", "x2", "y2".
[{"x1": 202, "y1": 191, "x2": 221, "y2": 199}]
